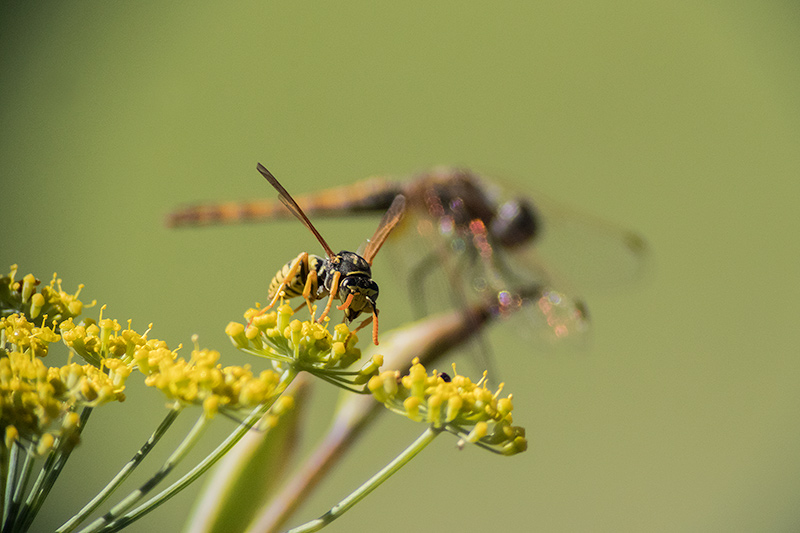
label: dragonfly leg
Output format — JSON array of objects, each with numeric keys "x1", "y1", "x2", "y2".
[{"x1": 406, "y1": 251, "x2": 441, "y2": 319}]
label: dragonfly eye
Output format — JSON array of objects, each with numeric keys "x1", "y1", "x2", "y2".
[{"x1": 489, "y1": 198, "x2": 539, "y2": 248}]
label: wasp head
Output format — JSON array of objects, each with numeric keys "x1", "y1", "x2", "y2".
[{"x1": 338, "y1": 275, "x2": 379, "y2": 322}]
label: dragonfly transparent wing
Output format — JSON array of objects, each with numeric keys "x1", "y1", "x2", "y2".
[{"x1": 497, "y1": 188, "x2": 650, "y2": 296}]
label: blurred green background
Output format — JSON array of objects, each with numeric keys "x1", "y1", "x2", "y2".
[{"x1": 2, "y1": 2, "x2": 799, "y2": 532}]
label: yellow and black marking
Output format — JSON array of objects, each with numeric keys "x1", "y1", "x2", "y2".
[
  {"x1": 253, "y1": 164, "x2": 405, "y2": 345},
  {"x1": 268, "y1": 253, "x2": 321, "y2": 300}
]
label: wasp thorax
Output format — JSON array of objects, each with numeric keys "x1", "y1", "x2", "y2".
[{"x1": 332, "y1": 251, "x2": 372, "y2": 276}]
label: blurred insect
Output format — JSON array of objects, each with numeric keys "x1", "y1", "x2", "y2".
[
  {"x1": 169, "y1": 167, "x2": 647, "y2": 354},
  {"x1": 251, "y1": 163, "x2": 406, "y2": 345}
]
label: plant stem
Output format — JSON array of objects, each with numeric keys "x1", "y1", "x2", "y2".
[
  {"x1": 77, "y1": 411, "x2": 210, "y2": 533},
  {"x1": 2, "y1": 442, "x2": 21, "y2": 530},
  {"x1": 284, "y1": 427, "x2": 441, "y2": 533},
  {"x1": 87, "y1": 368, "x2": 299, "y2": 533},
  {"x1": 16, "y1": 407, "x2": 93, "y2": 533},
  {"x1": 55, "y1": 406, "x2": 183, "y2": 533}
]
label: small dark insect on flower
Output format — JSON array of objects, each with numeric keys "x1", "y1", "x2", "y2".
[{"x1": 438, "y1": 372, "x2": 451, "y2": 382}]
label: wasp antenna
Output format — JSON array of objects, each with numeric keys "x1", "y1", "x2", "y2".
[
  {"x1": 371, "y1": 310, "x2": 379, "y2": 345},
  {"x1": 336, "y1": 293, "x2": 355, "y2": 311}
]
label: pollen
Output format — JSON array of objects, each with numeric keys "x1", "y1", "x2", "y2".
[
  {"x1": 369, "y1": 359, "x2": 527, "y2": 455},
  {"x1": 227, "y1": 305, "x2": 380, "y2": 392},
  {"x1": 139, "y1": 341, "x2": 283, "y2": 418},
  {"x1": 1, "y1": 265, "x2": 90, "y2": 328},
  {"x1": 1, "y1": 312, "x2": 127, "y2": 455}
]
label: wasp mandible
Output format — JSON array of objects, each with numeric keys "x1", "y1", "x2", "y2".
[{"x1": 256, "y1": 163, "x2": 405, "y2": 345}]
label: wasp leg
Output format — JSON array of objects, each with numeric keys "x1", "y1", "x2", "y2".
[
  {"x1": 248, "y1": 252, "x2": 310, "y2": 328},
  {"x1": 346, "y1": 311, "x2": 378, "y2": 346},
  {"x1": 298, "y1": 268, "x2": 319, "y2": 318},
  {"x1": 317, "y1": 270, "x2": 341, "y2": 324},
  {"x1": 263, "y1": 252, "x2": 310, "y2": 313}
]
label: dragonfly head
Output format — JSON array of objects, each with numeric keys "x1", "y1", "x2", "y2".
[{"x1": 489, "y1": 198, "x2": 540, "y2": 249}]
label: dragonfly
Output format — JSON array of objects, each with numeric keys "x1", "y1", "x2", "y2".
[{"x1": 169, "y1": 166, "x2": 648, "y2": 359}]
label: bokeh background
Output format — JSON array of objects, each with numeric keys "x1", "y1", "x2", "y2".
[{"x1": 2, "y1": 2, "x2": 799, "y2": 532}]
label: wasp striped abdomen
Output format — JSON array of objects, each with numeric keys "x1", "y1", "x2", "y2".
[{"x1": 267, "y1": 253, "x2": 327, "y2": 300}]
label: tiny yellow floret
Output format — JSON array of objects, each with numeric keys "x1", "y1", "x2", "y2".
[
  {"x1": 370, "y1": 360, "x2": 527, "y2": 455},
  {"x1": 226, "y1": 305, "x2": 380, "y2": 392}
]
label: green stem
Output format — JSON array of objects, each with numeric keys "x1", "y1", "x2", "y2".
[
  {"x1": 78, "y1": 411, "x2": 209, "y2": 533},
  {"x1": 16, "y1": 407, "x2": 93, "y2": 533},
  {"x1": 4, "y1": 443, "x2": 34, "y2": 531},
  {"x1": 0, "y1": 445, "x2": 7, "y2": 525},
  {"x1": 88, "y1": 368, "x2": 299, "y2": 533},
  {"x1": 55, "y1": 406, "x2": 183, "y2": 533},
  {"x1": 1, "y1": 442, "x2": 21, "y2": 530},
  {"x1": 284, "y1": 427, "x2": 441, "y2": 533}
]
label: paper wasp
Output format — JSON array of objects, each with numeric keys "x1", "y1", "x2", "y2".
[
  {"x1": 169, "y1": 167, "x2": 647, "y2": 351},
  {"x1": 254, "y1": 163, "x2": 405, "y2": 345}
]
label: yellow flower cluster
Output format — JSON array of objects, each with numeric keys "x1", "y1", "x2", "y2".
[
  {"x1": 60, "y1": 311, "x2": 145, "y2": 371},
  {"x1": 1, "y1": 266, "x2": 292, "y2": 453},
  {"x1": 0, "y1": 314, "x2": 126, "y2": 455},
  {"x1": 1, "y1": 265, "x2": 88, "y2": 326},
  {"x1": 369, "y1": 359, "x2": 528, "y2": 455},
  {"x1": 226, "y1": 305, "x2": 383, "y2": 391},
  {"x1": 137, "y1": 339, "x2": 284, "y2": 419}
]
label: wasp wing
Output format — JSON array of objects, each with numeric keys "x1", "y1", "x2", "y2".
[
  {"x1": 256, "y1": 163, "x2": 336, "y2": 258},
  {"x1": 362, "y1": 194, "x2": 406, "y2": 265}
]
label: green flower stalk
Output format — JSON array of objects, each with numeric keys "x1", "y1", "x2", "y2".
[{"x1": 286, "y1": 358, "x2": 527, "y2": 532}]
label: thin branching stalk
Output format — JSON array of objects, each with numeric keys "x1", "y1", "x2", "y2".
[
  {"x1": 84, "y1": 368, "x2": 299, "y2": 533},
  {"x1": 3, "y1": 443, "x2": 34, "y2": 531},
  {"x1": 2, "y1": 442, "x2": 23, "y2": 531},
  {"x1": 0, "y1": 446, "x2": 8, "y2": 519},
  {"x1": 56, "y1": 406, "x2": 183, "y2": 533},
  {"x1": 11, "y1": 447, "x2": 35, "y2": 514},
  {"x1": 284, "y1": 427, "x2": 441, "y2": 533},
  {"x1": 77, "y1": 411, "x2": 210, "y2": 533},
  {"x1": 15, "y1": 407, "x2": 93, "y2": 533}
]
